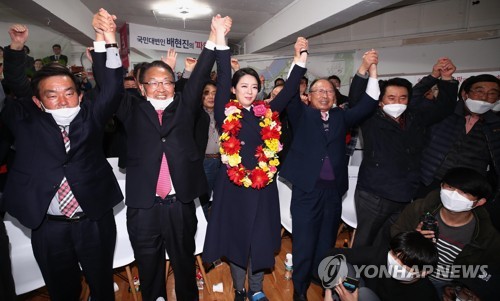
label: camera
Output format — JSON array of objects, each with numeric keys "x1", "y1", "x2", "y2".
[
  {"x1": 342, "y1": 277, "x2": 359, "y2": 293},
  {"x1": 420, "y1": 212, "x2": 439, "y2": 241}
]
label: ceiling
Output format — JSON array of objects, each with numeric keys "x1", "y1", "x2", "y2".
[{"x1": 0, "y1": 0, "x2": 435, "y2": 54}]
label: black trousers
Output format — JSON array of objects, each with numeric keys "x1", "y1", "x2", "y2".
[
  {"x1": 291, "y1": 185, "x2": 342, "y2": 295},
  {"x1": 0, "y1": 214, "x2": 16, "y2": 301},
  {"x1": 31, "y1": 210, "x2": 116, "y2": 301},
  {"x1": 127, "y1": 197, "x2": 198, "y2": 301},
  {"x1": 352, "y1": 189, "x2": 407, "y2": 248}
]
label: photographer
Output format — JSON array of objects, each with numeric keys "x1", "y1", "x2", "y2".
[
  {"x1": 391, "y1": 167, "x2": 500, "y2": 296},
  {"x1": 75, "y1": 71, "x2": 92, "y2": 92},
  {"x1": 323, "y1": 231, "x2": 439, "y2": 301}
]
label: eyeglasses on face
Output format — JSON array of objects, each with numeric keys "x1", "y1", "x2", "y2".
[
  {"x1": 310, "y1": 89, "x2": 335, "y2": 95},
  {"x1": 142, "y1": 80, "x2": 174, "y2": 89},
  {"x1": 469, "y1": 88, "x2": 500, "y2": 100}
]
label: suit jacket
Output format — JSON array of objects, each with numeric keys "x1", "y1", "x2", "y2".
[
  {"x1": 116, "y1": 47, "x2": 214, "y2": 207},
  {"x1": 280, "y1": 86, "x2": 378, "y2": 195},
  {"x1": 43, "y1": 54, "x2": 68, "y2": 66},
  {"x1": 1, "y1": 47, "x2": 124, "y2": 229}
]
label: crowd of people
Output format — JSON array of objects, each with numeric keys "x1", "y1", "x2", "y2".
[{"x1": 0, "y1": 6, "x2": 499, "y2": 301}]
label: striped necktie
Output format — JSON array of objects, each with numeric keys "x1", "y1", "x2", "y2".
[
  {"x1": 156, "y1": 110, "x2": 172, "y2": 198},
  {"x1": 57, "y1": 126, "x2": 80, "y2": 217}
]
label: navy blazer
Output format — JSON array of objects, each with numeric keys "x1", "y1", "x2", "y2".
[
  {"x1": 116, "y1": 47, "x2": 215, "y2": 207},
  {"x1": 280, "y1": 88, "x2": 378, "y2": 195},
  {"x1": 1, "y1": 47, "x2": 124, "y2": 229}
]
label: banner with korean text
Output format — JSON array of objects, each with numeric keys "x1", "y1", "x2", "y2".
[{"x1": 129, "y1": 23, "x2": 206, "y2": 54}]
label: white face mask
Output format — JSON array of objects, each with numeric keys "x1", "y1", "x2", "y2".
[
  {"x1": 147, "y1": 97, "x2": 172, "y2": 111},
  {"x1": 382, "y1": 104, "x2": 407, "y2": 119},
  {"x1": 440, "y1": 189, "x2": 475, "y2": 213},
  {"x1": 43, "y1": 105, "x2": 81, "y2": 126},
  {"x1": 464, "y1": 98, "x2": 494, "y2": 114},
  {"x1": 491, "y1": 100, "x2": 500, "y2": 112},
  {"x1": 387, "y1": 252, "x2": 417, "y2": 282}
]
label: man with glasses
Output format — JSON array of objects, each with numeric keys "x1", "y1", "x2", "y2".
[
  {"x1": 280, "y1": 51, "x2": 380, "y2": 301},
  {"x1": 114, "y1": 16, "x2": 231, "y2": 301},
  {"x1": 418, "y1": 74, "x2": 500, "y2": 231}
]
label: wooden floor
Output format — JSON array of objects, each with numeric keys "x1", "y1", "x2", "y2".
[{"x1": 17, "y1": 228, "x2": 352, "y2": 301}]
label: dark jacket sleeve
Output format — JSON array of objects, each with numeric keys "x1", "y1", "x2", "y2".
[
  {"x1": 270, "y1": 64, "x2": 306, "y2": 113},
  {"x1": 3, "y1": 46, "x2": 32, "y2": 99},
  {"x1": 214, "y1": 49, "x2": 232, "y2": 128},
  {"x1": 348, "y1": 72, "x2": 369, "y2": 108}
]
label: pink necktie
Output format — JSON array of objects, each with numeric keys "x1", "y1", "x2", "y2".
[
  {"x1": 58, "y1": 126, "x2": 80, "y2": 217},
  {"x1": 156, "y1": 110, "x2": 172, "y2": 198},
  {"x1": 321, "y1": 111, "x2": 329, "y2": 121}
]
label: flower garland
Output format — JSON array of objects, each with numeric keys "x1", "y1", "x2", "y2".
[{"x1": 220, "y1": 100, "x2": 282, "y2": 189}]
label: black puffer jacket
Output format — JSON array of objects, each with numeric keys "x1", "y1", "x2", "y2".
[{"x1": 350, "y1": 74, "x2": 458, "y2": 202}]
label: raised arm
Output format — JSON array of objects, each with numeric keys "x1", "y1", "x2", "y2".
[
  {"x1": 270, "y1": 37, "x2": 308, "y2": 113},
  {"x1": 3, "y1": 24, "x2": 31, "y2": 99},
  {"x1": 348, "y1": 49, "x2": 378, "y2": 108},
  {"x1": 181, "y1": 15, "x2": 229, "y2": 116},
  {"x1": 345, "y1": 53, "x2": 379, "y2": 127},
  {"x1": 88, "y1": 8, "x2": 123, "y2": 125},
  {"x1": 212, "y1": 15, "x2": 234, "y2": 127},
  {"x1": 418, "y1": 58, "x2": 458, "y2": 126}
]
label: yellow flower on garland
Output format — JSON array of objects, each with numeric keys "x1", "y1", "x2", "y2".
[
  {"x1": 228, "y1": 154, "x2": 242, "y2": 167},
  {"x1": 258, "y1": 161, "x2": 270, "y2": 172},
  {"x1": 265, "y1": 139, "x2": 280, "y2": 153},
  {"x1": 269, "y1": 159, "x2": 280, "y2": 167}
]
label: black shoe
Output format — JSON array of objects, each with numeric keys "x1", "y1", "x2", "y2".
[
  {"x1": 293, "y1": 290, "x2": 308, "y2": 301},
  {"x1": 235, "y1": 288, "x2": 247, "y2": 301}
]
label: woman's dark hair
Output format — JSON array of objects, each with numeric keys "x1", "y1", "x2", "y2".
[
  {"x1": 232, "y1": 67, "x2": 261, "y2": 92},
  {"x1": 31, "y1": 63, "x2": 79, "y2": 99},
  {"x1": 204, "y1": 80, "x2": 217, "y2": 89},
  {"x1": 442, "y1": 167, "x2": 492, "y2": 200},
  {"x1": 378, "y1": 77, "x2": 413, "y2": 101},
  {"x1": 138, "y1": 60, "x2": 175, "y2": 84},
  {"x1": 390, "y1": 231, "x2": 438, "y2": 270}
]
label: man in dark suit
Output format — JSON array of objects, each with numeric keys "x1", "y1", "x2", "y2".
[
  {"x1": 280, "y1": 51, "x2": 380, "y2": 301},
  {"x1": 115, "y1": 16, "x2": 230, "y2": 301},
  {"x1": 42, "y1": 44, "x2": 68, "y2": 67},
  {"x1": 1, "y1": 10, "x2": 123, "y2": 300}
]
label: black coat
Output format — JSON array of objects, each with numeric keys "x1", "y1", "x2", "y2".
[
  {"x1": 203, "y1": 49, "x2": 305, "y2": 271},
  {"x1": 1, "y1": 47, "x2": 123, "y2": 229},
  {"x1": 351, "y1": 74, "x2": 458, "y2": 202},
  {"x1": 115, "y1": 47, "x2": 214, "y2": 207}
]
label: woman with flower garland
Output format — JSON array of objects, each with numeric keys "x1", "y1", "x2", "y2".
[{"x1": 202, "y1": 17, "x2": 308, "y2": 301}]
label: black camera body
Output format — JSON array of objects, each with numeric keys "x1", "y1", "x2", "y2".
[{"x1": 420, "y1": 212, "x2": 439, "y2": 241}]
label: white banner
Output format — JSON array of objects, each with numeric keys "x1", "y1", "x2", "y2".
[{"x1": 128, "y1": 23, "x2": 207, "y2": 54}]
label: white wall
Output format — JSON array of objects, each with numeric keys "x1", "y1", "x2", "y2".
[
  {"x1": 235, "y1": 38, "x2": 500, "y2": 95},
  {"x1": 354, "y1": 39, "x2": 500, "y2": 77}
]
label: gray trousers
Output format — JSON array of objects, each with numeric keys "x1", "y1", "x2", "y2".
[{"x1": 230, "y1": 259, "x2": 265, "y2": 293}]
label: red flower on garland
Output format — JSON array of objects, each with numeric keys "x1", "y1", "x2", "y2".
[
  {"x1": 261, "y1": 127, "x2": 280, "y2": 140},
  {"x1": 221, "y1": 136, "x2": 241, "y2": 155},
  {"x1": 255, "y1": 145, "x2": 267, "y2": 162},
  {"x1": 250, "y1": 169, "x2": 270, "y2": 189},
  {"x1": 222, "y1": 118, "x2": 241, "y2": 135},
  {"x1": 227, "y1": 167, "x2": 245, "y2": 186}
]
